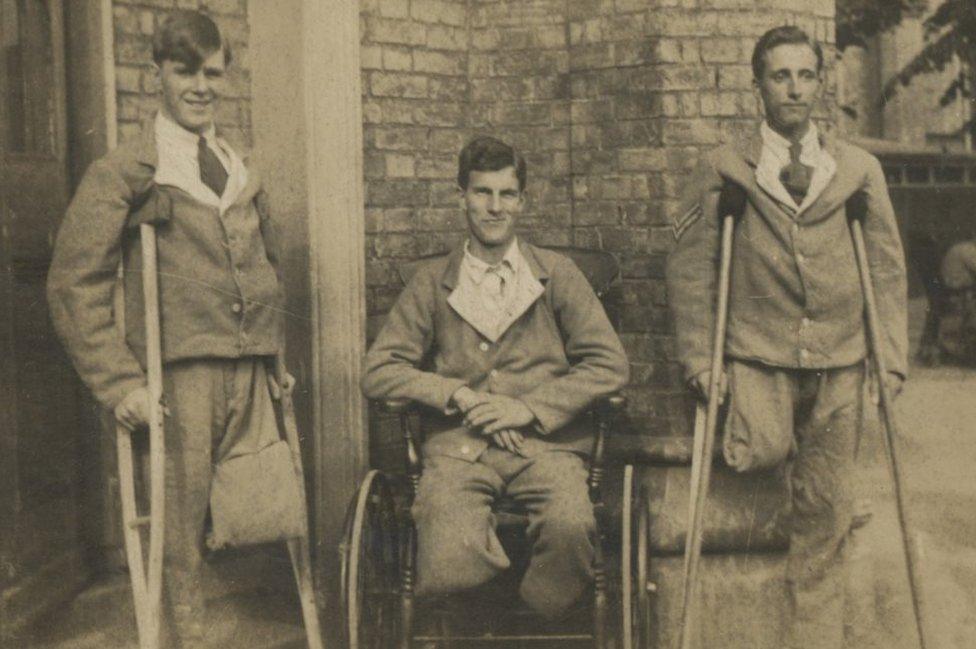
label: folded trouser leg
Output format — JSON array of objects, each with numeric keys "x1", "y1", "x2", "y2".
[
  {"x1": 723, "y1": 359, "x2": 796, "y2": 472},
  {"x1": 784, "y1": 364, "x2": 862, "y2": 649},
  {"x1": 506, "y1": 451, "x2": 595, "y2": 619},
  {"x1": 411, "y1": 455, "x2": 509, "y2": 598}
]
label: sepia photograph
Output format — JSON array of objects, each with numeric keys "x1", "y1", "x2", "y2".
[{"x1": 1, "y1": 0, "x2": 974, "y2": 647}]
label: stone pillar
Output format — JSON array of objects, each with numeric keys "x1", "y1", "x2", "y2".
[{"x1": 250, "y1": 0, "x2": 368, "y2": 627}]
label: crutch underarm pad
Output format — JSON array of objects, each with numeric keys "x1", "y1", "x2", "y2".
[
  {"x1": 718, "y1": 182, "x2": 748, "y2": 221},
  {"x1": 846, "y1": 189, "x2": 868, "y2": 223}
]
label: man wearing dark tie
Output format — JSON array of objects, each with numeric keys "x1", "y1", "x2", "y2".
[
  {"x1": 48, "y1": 10, "x2": 288, "y2": 647},
  {"x1": 666, "y1": 26, "x2": 908, "y2": 649}
]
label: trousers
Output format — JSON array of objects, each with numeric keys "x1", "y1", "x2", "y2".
[
  {"x1": 722, "y1": 359, "x2": 864, "y2": 649},
  {"x1": 411, "y1": 448, "x2": 595, "y2": 619},
  {"x1": 156, "y1": 357, "x2": 280, "y2": 648}
]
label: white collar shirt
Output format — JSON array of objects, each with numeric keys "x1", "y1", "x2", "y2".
[
  {"x1": 153, "y1": 111, "x2": 249, "y2": 213},
  {"x1": 756, "y1": 121, "x2": 836, "y2": 215},
  {"x1": 448, "y1": 238, "x2": 543, "y2": 343}
]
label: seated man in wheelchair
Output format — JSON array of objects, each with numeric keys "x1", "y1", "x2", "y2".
[{"x1": 362, "y1": 135, "x2": 630, "y2": 619}]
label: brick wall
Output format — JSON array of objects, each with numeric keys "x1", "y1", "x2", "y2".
[
  {"x1": 360, "y1": 0, "x2": 471, "y2": 330},
  {"x1": 468, "y1": 1, "x2": 573, "y2": 248},
  {"x1": 112, "y1": 0, "x2": 252, "y2": 149},
  {"x1": 362, "y1": 0, "x2": 837, "y2": 464}
]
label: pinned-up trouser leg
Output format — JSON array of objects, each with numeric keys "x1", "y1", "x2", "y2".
[
  {"x1": 721, "y1": 359, "x2": 863, "y2": 649},
  {"x1": 411, "y1": 455, "x2": 510, "y2": 599},
  {"x1": 156, "y1": 357, "x2": 279, "y2": 649}
]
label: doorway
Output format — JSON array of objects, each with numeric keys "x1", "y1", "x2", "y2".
[{"x1": 0, "y1": 0, "x2": 99, "y2": 640}]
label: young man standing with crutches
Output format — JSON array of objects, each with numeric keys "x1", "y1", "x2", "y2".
[
  {"x1": 48, "y1": 11, "x2": 318, "y2": 649},
  {"x1": 667, "y1": 25, "x2": 909, "y2": 649}
]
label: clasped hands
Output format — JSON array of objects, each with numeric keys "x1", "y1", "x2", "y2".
[{"x1": 451, "y1": 386, "x2": 536, "y2": 456}]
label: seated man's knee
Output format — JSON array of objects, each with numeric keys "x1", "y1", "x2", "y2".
[
  {"x1": 412, "y1": 486, "x2": 509, "y2": 596},
  {"x1": 537, "y1": 503, "x2": 595, "y2": 544}
]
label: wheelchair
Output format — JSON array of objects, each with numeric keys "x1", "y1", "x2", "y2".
[{"x1": 339, "y1": 247, "x2": 651, "y2": 648}]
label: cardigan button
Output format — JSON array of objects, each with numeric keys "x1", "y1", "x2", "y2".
[
  {"x1": 479, "y1": 342, "x2": 489, "y2": 352},
  {"x1": 231, "y1": 302, "x2": 242, "y2": 314}
]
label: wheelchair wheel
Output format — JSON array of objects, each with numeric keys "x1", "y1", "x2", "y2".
[
  {"x1": 621, "y1": 465, "x2": 651, "y2": 649},
  {"x1": 340, "y1": 470, "x2": 400, "y2": 649}
]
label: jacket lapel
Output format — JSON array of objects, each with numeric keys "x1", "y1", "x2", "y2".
[
  {"x1": 746, "y1": 125, "x2": 841, "y2": 219},
  {"x1": 444, "y1": 241, "x2": 547, "y2": 343}
]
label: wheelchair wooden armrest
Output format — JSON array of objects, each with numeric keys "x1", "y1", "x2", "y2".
[
  {"x1": 379, "y1": 398, "x2": 415, "y2": 415},
  {"x1": 596, "y1": 393, "x2": 627, "y2": 414}
]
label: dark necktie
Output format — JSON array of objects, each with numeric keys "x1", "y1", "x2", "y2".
[
  {"x1": 779, "y1": 141, "x2": 813, "y2": 205},
  {"x1": 198, "y1": 136, "x2": 228, "y2": 198}
]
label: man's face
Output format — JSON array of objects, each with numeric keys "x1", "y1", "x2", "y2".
[
  {"x1": 461, "y1": 166, "x2": 524, "y2": 254},
  {"x1": 157, "y1": 48, "x2": 226, "y2": 134},
  {"x1": 755, "y1": 43, "x2": 822, "y2": 138}
]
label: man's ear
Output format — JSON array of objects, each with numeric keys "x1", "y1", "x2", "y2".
[
  {"x1": 457, "y1": 185, "x2": 466, "y2": 209},
  {"x1": 751, "y1": 80, "x2": 765, "y2": 119}
]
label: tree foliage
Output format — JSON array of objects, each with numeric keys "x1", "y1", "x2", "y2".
[
  {"x1": 881, "y1": 0, "x2": 976, "y2": 111},
  {"x1": 839, "y1": 0, "x2": 976, "y2": 138},
  {"x1": 836, "y1": 0, "x2": 928, "y2": 50}
]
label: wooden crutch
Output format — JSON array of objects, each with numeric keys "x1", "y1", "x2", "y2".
[
  {"x1": 117, "y1": 223, "x2": 166, "y2": 649},
  {"x1": 677, "y1": 183, "x2": 747, "y2": 649},
  {"x1": 274, "y1": 354, "x2": 325, "y2": 649},
  {"x1": 847, "y1": 190, "x2": 929, "y2": 649}
]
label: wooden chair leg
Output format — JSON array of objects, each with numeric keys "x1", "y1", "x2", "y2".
[
  {"x1": 400, "y1": 522, "x2": 415, "y2": 649},
  {"x1": 593, "y1": 538, "x2": 608, "y2": 649}
]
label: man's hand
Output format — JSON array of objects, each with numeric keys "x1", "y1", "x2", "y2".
[
  {"x1": 885, "y1": 372, "x2": 904, "y2": 399},
  {"x1": 464, "y1": 394, "x2": 536, "y2": 434},
  {"x1": 870, "y1": 372, "x2": 904, "y2": 404},
  {"x1": 114, "y1": 386, "x2": 150, "y2": 431},
  {"x1": 689, "y1": 370, "x2": 728, "y2": 404},
  {"x1": 268, "y1": 370, "x2": 296, "y2": 399},
  {"x1": 868, "y1": 371, "x2": 905, "y2": 405},
  {"x1": 490, "y1": 429, "x2": 526, "y2": 456},
  {"x1": 450, "y1": 386, "x2": 490, "y2": 413}
]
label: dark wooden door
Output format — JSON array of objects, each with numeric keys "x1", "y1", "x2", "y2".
[{"x1": 0, "y1": 0, "x2": 92, "y2": 640}]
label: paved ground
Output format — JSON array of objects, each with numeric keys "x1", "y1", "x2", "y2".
[
  {"x1": 19, "y1": 366, "x2": 976, "y2": 648},
  {"x1": 849, "y1": 365, "x2": 976, "y2": 649}
]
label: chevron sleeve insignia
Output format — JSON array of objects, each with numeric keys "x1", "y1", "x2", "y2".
[{"x1": 672, "y1": 202, "x2": 703, "y2": 240}]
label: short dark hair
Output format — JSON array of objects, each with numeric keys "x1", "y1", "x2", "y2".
[
  {"x1": 751, "y1": 25, "x2": 823, "y2": 80},
  {"x1": 457, "y1": 136, "x2": 527, "y2": 191},
  {"x1": 153, "y1": 10, "x2": 231, "y2": 70}
]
